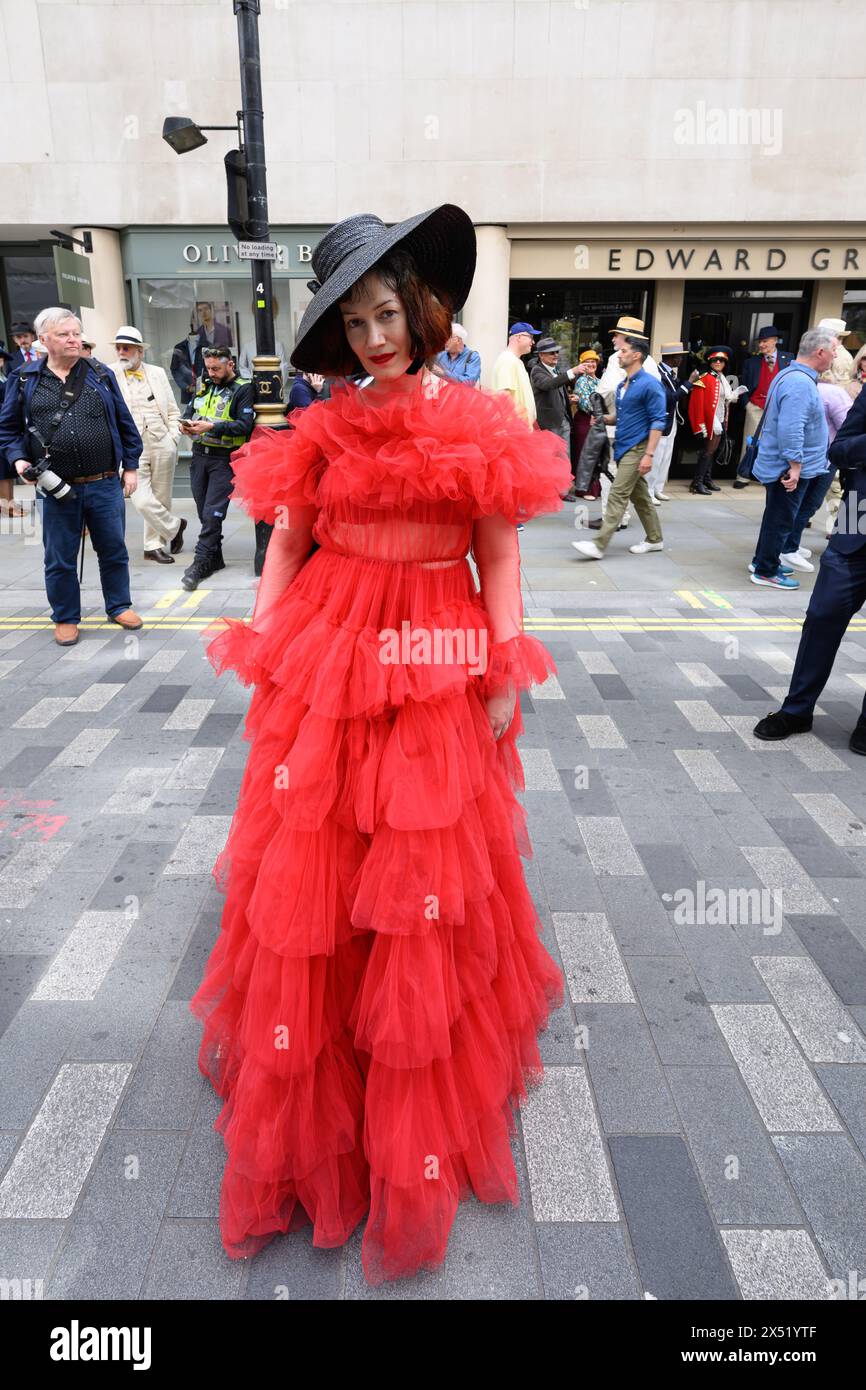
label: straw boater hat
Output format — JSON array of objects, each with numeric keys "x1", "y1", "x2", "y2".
[
  {"x1": 659, "y1": 342, "x2": 686, "y2": 357},
  {"x1": 609, "y1": 315, "x2": 649, "y2": 340},
  {"x1": 113, "y1": 326, "x2": 150, "y2": 349},
  {"x1": 291, "y1": 204, "x2": 477, "y2": 374}
]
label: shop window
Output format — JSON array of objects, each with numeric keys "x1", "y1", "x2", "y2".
[{"x1": 508, "y1": 281, "x2": 653, "y2": 364}]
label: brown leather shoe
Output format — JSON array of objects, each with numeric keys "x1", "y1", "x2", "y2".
[
  {"x1": 144, "y1": 548, "x2": 175, "y2": 564},
  {"x1": 109, "y1": 609, "x2": 143, "y2": 630},
  {"x1": 54, "y1": 623, "x2": 80, "y2": 646},
  {"x1": 170, "y1": 517, "x2": 188, "y2": 555}
]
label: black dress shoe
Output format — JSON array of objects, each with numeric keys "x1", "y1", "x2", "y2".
[
  {"x1": 732, "y1": 479, "x2": 750, "y2": 490},
  {"x1": 170, "y1": 517, "x2": 188, "y2": 555},
  {"x1": 705, "y1": 480, "x2": 721, "y2": 491},
  {"x1": 144, "y1": 548, "x2": 175, "y2": 564},
  {"x1": 690, "y1": 483, "x2": 712, "y2": 495},
  {"x1": 588, "y1": 518, "x2": 603, "y2": 530},
  {"x1": 753, "y1": 710, "x2": 813, "y2": 741},
  {"x1": 849, "y1": 724, "x2": 866, "y2": 755}
]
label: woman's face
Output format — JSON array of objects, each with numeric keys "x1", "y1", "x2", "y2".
[
  {"x1": 584, "y1": 359, "x2": 598, "y2": 377},
  {"x1": 340, "y1": 273, "x2": 413, "y2": 383}
]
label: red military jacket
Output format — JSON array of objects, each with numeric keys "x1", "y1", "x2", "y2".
[{"x1": 688, "y1": 370, "x2": 729, "y2": 439}]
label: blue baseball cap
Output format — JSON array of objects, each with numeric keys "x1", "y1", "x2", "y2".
[{"x1": 509, "y1": 321, "x2": 540, "y2": 336}]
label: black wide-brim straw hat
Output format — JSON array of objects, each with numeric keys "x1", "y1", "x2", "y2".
[{"x1": 290, "y1": 203, "x2": 477, "y2": 373}]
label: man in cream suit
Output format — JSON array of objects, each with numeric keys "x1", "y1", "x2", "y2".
[{"x1": 110, "y1": 327, "x2": 187, "y2": 564}]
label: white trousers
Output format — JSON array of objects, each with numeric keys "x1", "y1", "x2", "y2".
[
  {"x1": 647, "y1": 425, "x2": 676, "y2": 497},
  {"x1": 131, "y1": 439, "x2": 181, "y2": 552}
]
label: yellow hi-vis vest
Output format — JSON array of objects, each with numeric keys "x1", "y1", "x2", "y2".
[{"x1": 191, "y1": 376, "x2": 251, "y2": 450}]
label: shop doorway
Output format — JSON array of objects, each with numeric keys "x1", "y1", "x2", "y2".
[{"x1": 674, "y1": 281, "x2": 810, "y2": 474}]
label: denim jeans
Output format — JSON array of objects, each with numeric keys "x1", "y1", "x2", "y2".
[
  {"x1": 42, "y1": 475, "x2": 131, "y2": 624},
  {"x1": 752, "y1": 475, "x2": 813, "y2": 578},
  {"x1": 780, "y1": 468, "x2": 835, "y2": 554}
]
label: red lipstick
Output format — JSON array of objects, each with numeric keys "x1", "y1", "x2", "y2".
[{"x1": 369, "y1": 352, "x2": 396, "y2": 364}]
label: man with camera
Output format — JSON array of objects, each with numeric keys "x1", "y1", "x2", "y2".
[
  {"x1": 0, "y1": 307, "x2": 143, "y2": 647},
  {"x1": 178, "y1": 345, "x2": 255, "y2": 592}
]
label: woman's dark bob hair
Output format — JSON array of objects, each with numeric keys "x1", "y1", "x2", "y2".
[{"x1": 314, "y1": 247, "x2": 455, "y2": 377}]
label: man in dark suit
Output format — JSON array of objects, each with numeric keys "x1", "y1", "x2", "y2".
[
  {"x1": 734, "y1": 326, "x2": 794, "y2": 489},
  {"x1": 529, "y1": 337, "x2": 588, "y2": 453},
  {"x1": 5, "y1": 321, "x2": 41, "y2": 376},
  {"x1": 754, "y1": 385, "x2": 866, "y2": 753}
]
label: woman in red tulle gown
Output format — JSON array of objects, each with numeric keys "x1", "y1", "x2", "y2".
[{"x1": 190, "y1": 204, "x2": 573, "y2": 1285}]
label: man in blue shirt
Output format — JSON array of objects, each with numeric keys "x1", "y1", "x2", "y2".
[
  {"x1": 750, "y1": 328, "x2": 836, "y2": 589},
  {"x1": 572, "y1": 336, "x2": 667, "y2": 559},
  {"x1": 433, "y1": 324, "x2": 481, "y2": 387}
]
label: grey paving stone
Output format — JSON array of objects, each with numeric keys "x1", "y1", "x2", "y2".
[
  {"x1": 0, "y1": 842, "x2": 72, "y2": 909},
  {"x1": 30, "y1": 910, "x2": 136, "y2": 1003},
  {"x1": 575, "y1": 715, "x2": 626, "y2": 750},
  {"x1": 598, "y1": 877, "x2": 681, "y2": 955},
  {"x1": 99, "y1": 660, "x2": 146, "y2": 684},
  {"x1": 522, "y1": 1066, "x2": 618, "y2": 1221},
  {"x1": 671, "y1": 923, "x2": 772, "y2": 1004},
  {"x1": 89, "y1": 839, "x2": 179, "y2": 911},
  {"x1": 741, "y1": 846, "x2": 834, "y2": 915},
  {"x1": 785, "y1": 914, "x2": 866, "y2": 1007},
  {"x1": 440, "y1": 1151, "x2": 541, "y2": 1300},
  {"x1": 720, "y1": 673, "x2": 773, "y2": 701},
  {"x1": 192, "y1": 713, "x2": 245, "y2": 746},
  {"x1": 579, "y1": 1004, "x2": 680, "y2": 1134},
  {"x1": 0, "y1": 1062, "x2": 131, "y2": 1218},
  {"x1": 576, "y1": 816, "x2": 644, "y2": 876},
  {"x1": 772, "y1": 1134, "x2": 866, "y2": 1282},
  {"x1": 665, "y1": 1066, "x2": 803, "y2": 1226},
  {"x1": 115, "y1": 1002, "x2": 206, "y2": 1130},
  {"x1": 535, "y1": 1223, "x2": 640, "y2": 1300},
  {"x1": 140, "y1": 1219, "x2": 245, "y2": 1299},
  {"x1": 627, "y1": 956, "x2": 732, "y2": 1064},
  {"x1": 166, "y1": 1091, "x2": 224, "y2": 1219},
  {"x1": 712, "y1": 1005, "x2": 842, "y2": 1133},
  {"x1": 639, "y1": 844, "x2": 701, "y2": 902},
  {"x1": 608, "y1": 1136, "x2": 739, "y2": 1301},
  {"x1": 552, "y1": 912, "x2": 635, "y2": 1004},
  {"x1": 0, "y1": 745, "x2": 64, "y2": 787},
  {"x1": 590, "y1": 675, "x2": 632, "y2": 701},
  {"x1": 0, "y1": 954, "x2": 51, "y2": 1038},
  {"x1": 721, "y1": 1229, "x2": 835, "y2": 1301},
  {"x1": 343, "y1": 1224, "x2": 440, "y2": 1300},
  {"x1": 46, "y1": 1130, "x2": 186, "y2": 1300},
  {"x1": 138, "y1": 684, "x2": 190, "y2": 715},
  {"x1": 243, "y1": 1228, "x2": 342, "y2": 1300},
  {"x1": 752, "y1": 955, "x2": 866, "y2": 1063},
  {"x1": 0, "y1": 1219, "x2": 65, "y2": 1290}
]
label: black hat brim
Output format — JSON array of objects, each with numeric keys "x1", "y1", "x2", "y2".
[{"x1": 289, "y1": 203, "x2": 476, "y2": 374}]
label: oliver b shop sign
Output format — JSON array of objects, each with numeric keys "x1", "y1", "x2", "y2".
[
  {"x1": 511, "y1": 239, "x2": 866, "y2": 280},
  {"x1": 53, "y1": 246, "x2": 94, "y2": 310}
]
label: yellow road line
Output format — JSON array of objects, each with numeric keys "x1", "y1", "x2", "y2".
[
  {"x1": 675, "y1": 590, "x2": 705, "y2": 608},
  {"x1": 152, "y1": 589, "x2": 184, "y2": 610},
  {"x1": 702, "y1": 590, "x2": 733, "y2": 609},
  {"x1": 179, "y1": 590, "x2": 209, "y2": 610}
]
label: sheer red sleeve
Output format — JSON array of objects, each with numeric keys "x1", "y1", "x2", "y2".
[{"x1": 471, "y1": 513, "x2": 558, "y2": 701}]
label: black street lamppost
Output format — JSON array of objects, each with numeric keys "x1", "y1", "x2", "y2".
[{"x1": 162, "y1": 0, "x2": 283, "y2": 571}]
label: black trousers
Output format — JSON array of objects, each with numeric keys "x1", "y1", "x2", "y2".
[
  {"x1": 783, "y1": 543, "x2": 866, "y2": 722},
  {"x1": 189, "y1": 446, "x2": 234, "y2": 564}
]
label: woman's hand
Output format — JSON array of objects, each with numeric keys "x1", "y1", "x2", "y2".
[{"x1": 486, "y1": 686, "x2": 516, "y2": 741}]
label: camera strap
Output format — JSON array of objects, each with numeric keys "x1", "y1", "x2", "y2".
[{"x1": 28, "y1": 359, "x2": 91, "y2": 458}]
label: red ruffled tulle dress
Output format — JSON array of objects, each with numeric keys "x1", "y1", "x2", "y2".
[{"x1": 190, "y1": 366, "x2": 573, "y2": 1284}]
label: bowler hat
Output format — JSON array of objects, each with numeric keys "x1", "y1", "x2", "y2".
[
  {"x1": 290, "y1": 204, "x2": 476, "y2": 373},
  {"x1": 11, "y1": 321, "x2": 34, "y2": 336}
]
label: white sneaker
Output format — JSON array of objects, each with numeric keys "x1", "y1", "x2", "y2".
[
  {"x1": 629, "y1": 541, "x2": 664, "y2": 554},
  {"x1": 797, "y1": 547, "x2": 812, "y2": 559},
  {"x1": 780, "y1": 550, "x2": 814, "y2": 572},
  {"x1": 655, "y1": 491, "x2": 671, "y2": 501},
  {"x1": 649, "y1": 493, "x2": 662, "y2": 506},
  {"x1": 572, "y1": 541, "x2": 603, "y2": 560}
]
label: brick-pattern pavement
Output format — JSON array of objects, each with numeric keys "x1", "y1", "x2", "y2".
[{"x1": 1, "y1": 494, "x2": 865, "y2": 1301}]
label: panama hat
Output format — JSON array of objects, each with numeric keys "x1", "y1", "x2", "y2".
[
  {"x1": 290, "y1": 204, "x2": 476, "y2": 373},
  {"x1": 609, "y1": 315, "x2": 648, "y2": 339},
  {"x1": 817, "y1": 318, "x2": 850, "y2": 338},
  {"x1": 113, "y1": 326, "x2": 150, "y2": 349},
  {"x1": 659, "y1": 341, "x2": 686, "y2": 356}
]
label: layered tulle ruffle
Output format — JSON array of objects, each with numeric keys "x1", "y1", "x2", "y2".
[{"x1": 229, "y1": 371, "x2": 572, "y2": 528}]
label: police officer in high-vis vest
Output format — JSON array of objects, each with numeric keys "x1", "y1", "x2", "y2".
[{"x1": 179, "y1": 345, "x2": 255, "y2": 590}]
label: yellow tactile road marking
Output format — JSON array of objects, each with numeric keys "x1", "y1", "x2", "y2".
[{"x1": 675, "y1": 590, "x2": 705, "y2": 608}]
